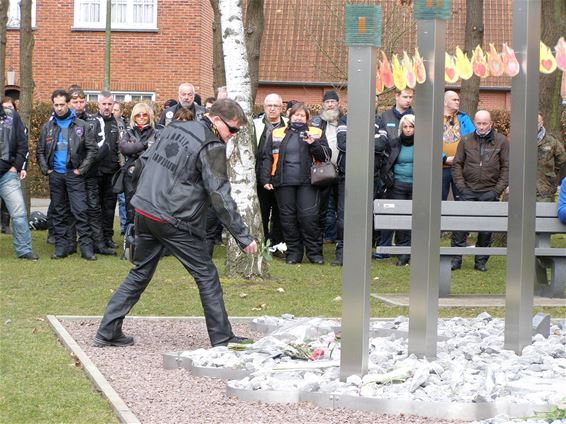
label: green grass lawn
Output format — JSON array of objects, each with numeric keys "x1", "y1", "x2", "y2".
[{"x1": 1, "y1": 229, "x2": 565, "y2": 423}]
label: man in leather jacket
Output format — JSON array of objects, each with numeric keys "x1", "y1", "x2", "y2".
[
  {"x1": 37, "y1": 89, "x2": 98, "y2": 260},
  {"x1": 158, "y1": 83, "x2": 205, "y2": 127},
  {"x1": 95, "y1": 99, "x2": 258, "y2": 348}
]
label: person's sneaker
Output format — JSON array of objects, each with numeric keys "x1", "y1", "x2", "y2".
[
  {"x1": 373, "y1": 253, "x2": 390, "y2": 260},
  {"x1": 213, "y1": 335, "x2": 254, "y2": 347},
  {"x1": 18, "y1": 252, "x2": 39, "y2": 261},
  {"x1": 474, "y1": 263, "x2": 488, "y2": 272},
  {"x1": 95, "y1": 245, "x2": 117, "y2": 256},
  {"x1": 81, "y1": 251, "x2": 97, "y2": 261},
  {"x1": 93, "y1": 334, "x2": 134, "y2": 347},
  {"x1": 396, "y1": 258, "x2": 410, "y2": 267}
]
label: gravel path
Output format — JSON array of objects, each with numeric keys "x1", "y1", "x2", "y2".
[{"x1": 62, "y1": 318, "x2": 468, "y2": 424}]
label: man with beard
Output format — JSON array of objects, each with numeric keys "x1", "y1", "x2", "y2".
[
  {"x1": 94, "y1": 99, "x2": 257, "y2": 348},
  {"x1": 311, "y1": 90, "x2": 344, "y2": 245},
  {"x1": 37, "y1": 89, "x2": 98, "y2": 260},
  {"x1": 253, "y1": 93, "x2": 287, "y2": 248},
  {"x1": 159, "y1": 83, "x2": 206, "y2": 127}
]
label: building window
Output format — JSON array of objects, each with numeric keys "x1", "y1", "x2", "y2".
[
  {"x1": 7, "y1": 0, "x2": 37, "y2": 29},
  {"x1": 85, "y1": 91, "x2": 155, "y2": 102},
  {"x1": 73, "y1": 0, "x2": 157, "y2": 30}
]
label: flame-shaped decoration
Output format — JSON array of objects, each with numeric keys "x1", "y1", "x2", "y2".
[
  {"x1": 375, "y1": 61, "x2": 384, "y2": 95},
  {"x1": 540, "y1": 41, "x2": 557, "y2": 74},
  {"x1": 555, "y1": 37, "x2": 566, "y2": 72},
  {"x1": 391, "y1": 54, "x2": 407, "y2": 91},
  {"x1": 472, "y1": 45, "x2": 489, "y2": 78},
  {"x1": 487, "y1": 43, "x2": 504, "y2": 77},
  {"x1": 403, "y1": 51, "x2": 417, "y2": 88},
  {"x1": 413, "y1": 47, "x2": 426, "y2": 84},
  {"x1": 444, "y1": 52, "x2": 459, "y2": 83},
  {"x1": 454, "y1": 46, "x2": 473, "y2": 80},
  {"x1": 380, "y1": 51, "x2": 394, "y2": 89},
  {"x1": 501, "y1": 43, "x2": 520, "y2": 77}
]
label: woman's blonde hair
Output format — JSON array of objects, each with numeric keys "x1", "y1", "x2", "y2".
[
  {"x1": 130, "y1": 102, "x2": 155, "y2": 127},
  {"x1": 398, "y1": 114, "x2": 415, "y2": 136}
]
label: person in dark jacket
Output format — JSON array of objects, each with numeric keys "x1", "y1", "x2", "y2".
[
  {"x1": 158, "y1": 83, "x2": 205, "y2": 127},
  {"x1": 332, "y1": 114, "x2": 389, "y2": 266},
  {"x1": 94, "y1": 99, "x2": 257, "y2": 348},
  {"x1": 118, "y1": 102, "x2": 158, "y2": 226},
  {"x1": 382, "y1": 114, "x2": 417, "y2": 267},
  {"x1": 261, "y1": 102, "x2": 331, "y2": 264},
  {"x1": 0, "y1": 103, "x2": 38, "y2": 260},
  {"x1": 450, "y1": 110, "x2": 510, "y2": 272},
  {"x1": 37, "y1": 89, "x2": 98, "y2": 260}
]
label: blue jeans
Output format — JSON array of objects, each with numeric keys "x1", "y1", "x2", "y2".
[
  {"x1": 0, "y1": 171, "x2": 33, "y2": 256},
  {"x1": 442, "y1": 167, "x2": 460, "y2": 201},
  {"x1": 117, "y1": 192, "x2": 126, "y2": 233}
]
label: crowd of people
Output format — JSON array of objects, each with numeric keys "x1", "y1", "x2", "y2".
[{"x1": 1, "y1": 83, "x2": 565, "y2": 269}]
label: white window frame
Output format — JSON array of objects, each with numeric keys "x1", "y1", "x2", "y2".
[
  {"x1": 7, "y1": 0, "x2": 37, "y2": 29},
  {"x1": 85, "y1": 91, "x2": 156, "y2": 103},
  {"x1": 73, "y1": 0, "x2": 157, "y2": 31}
]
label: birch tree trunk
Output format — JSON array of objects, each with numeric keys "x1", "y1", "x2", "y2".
[
  {"x1": 19, "y1": 0, "x2": 34, "y2": 215},
  {"x1": 219, "y1": 0, "x2": 267, "y2": 279}
]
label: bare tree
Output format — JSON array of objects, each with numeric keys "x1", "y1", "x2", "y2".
[
  {"x1": 539, "y1": 0, "x2": 565, "y2": 138},
  {"x1": 209, "y1": 0, "x2": 226, "y2": 93},
  {"x1": 244, "y1": 0, "x2": 264, "y2": 104},
  {"x1": 459, "y1": 0, "x2": 483, "y2": 117},
  {"x1": 19, "y1": 0, "x2": 34, "y2": 214},
  {"x1": 219, "y1": 0, "x2": 267, "y2": 279},
  {"x1": 0, "y1": 0, "x2": 9, "y2": 97}
]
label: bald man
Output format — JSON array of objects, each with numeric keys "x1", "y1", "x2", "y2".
[
  {"x1": 450, "y1": 110, "x2": 509, "y2": 272},
  {"x1": 159, "y1": 83, "x2": 205, "y2": 127},
  {"x1": 442, "y1": 90, "x2": 474, "y2": 200}
]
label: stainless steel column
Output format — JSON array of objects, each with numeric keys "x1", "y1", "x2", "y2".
[
  {"x1": 408, "y1": 19, "x2": 446, "y2": 358},
  {"x1": 340, "y1": 46, "x2": 377, "y2": 379},
  {"x1": 504, "y1": 0, "x2": 541, "y2": 353}
]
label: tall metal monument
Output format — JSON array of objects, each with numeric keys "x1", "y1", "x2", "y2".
[
  {"x1": 408, "y1": 0, "x2": 451, "y2": 358},
  {"x1": 505, "y1": 0, "x2": 541, "y2": 353},
  {"x1": 340, "y1": 4, "x2": 381, "y2": 379}
]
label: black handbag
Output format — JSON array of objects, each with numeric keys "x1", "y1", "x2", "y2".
[
  {"x1": 310, "y1": 152, "x2": 338, "y2": 187},
  {"x1": 111, "y1": 167, "x2": 126, "y2": 194}
]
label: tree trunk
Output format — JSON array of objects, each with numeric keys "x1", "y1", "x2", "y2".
[
  {"x1": 0, "y1": 0, "x2": 9, "y2": 97},
  {"x1": 459, "y1": 0, "x2": 483, "y2": 117},
  {"x1": 219, "y1": 0, "x2": 267, "y2": 279},
  {"x1": 244, "y1": 0, "x2": 264, "y2": 105},
  {"x1": 539, "y1": 0, "x2": 565, "y2": 138},
  {"x1": 19, "y1": 0, "x2": 34, "y2": 215},
  {"x1": 209, "y1": 0, "x2": 226, "y2": 94}
]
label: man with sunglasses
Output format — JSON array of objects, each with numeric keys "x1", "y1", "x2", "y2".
[
  {"x1": 158, "y1": 83, "x2": 205, "y2": 127},
  {"x1": 95, "y1": 98, "x2": 257, "y2": 348}
]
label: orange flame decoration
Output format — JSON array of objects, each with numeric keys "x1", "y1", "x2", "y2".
[
  {"x1": 487, "y1": 43, "x2": 504, "y2": 77},
  {"x1": 501, "y1": 43, "x2": 520, "y2": 77},
  {"x1": 380, "y1": 51, "x2": 394, "y2": 89},
  {"x1": 413, "y1": 47, "x2": 427, "y2": 84}
]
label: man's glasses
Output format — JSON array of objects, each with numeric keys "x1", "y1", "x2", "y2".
[
  {"x1": 135, "y1": 113, "x2": 149, "y2": 118},
  {"x1": 218, "y1": 116, "x2": 240, "y2": 134}
]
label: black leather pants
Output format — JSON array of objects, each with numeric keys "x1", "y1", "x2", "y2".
[{"x1": 96, "y1": 213, "x2": 234, "y2": 346}]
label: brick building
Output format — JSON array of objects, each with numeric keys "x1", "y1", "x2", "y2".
[{"x1": 4, "y1": 0, "x2": 512, "y2": 109}]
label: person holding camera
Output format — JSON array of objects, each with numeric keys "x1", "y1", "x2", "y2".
[{"x1": 261, "y1": 102, "x2": 331, "y2": 264}]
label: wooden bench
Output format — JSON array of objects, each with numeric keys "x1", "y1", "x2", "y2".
[{"x1": 373, "y1": 199, "x2": 566, "y2": 298}]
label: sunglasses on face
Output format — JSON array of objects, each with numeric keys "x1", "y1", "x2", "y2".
[
  {"x1": 135, "y1": 113, "x2": 149, "y2": 118},
  {"x1": 71, "y1": 94, "x2": 85, "y2": 100},
  {"x1": 218, "y1": 116, "x2": 240, "y2": 134}
]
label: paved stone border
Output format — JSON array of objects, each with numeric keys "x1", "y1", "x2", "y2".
[{"x1": 46, "y1": 315, "x2": 141, "y2": 424}]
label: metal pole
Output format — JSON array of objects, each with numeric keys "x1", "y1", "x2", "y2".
[
  {"x1": 104, "y1": 0, "x2": 111, "y2": 90},
  {"x1": 408, "y1": 18, "x2": 446, "y2": 358},
  {"x1": 504, "y1": 0, "x2": 540, "y2": 353},
  {"x1": 340, "y1": 46, "x2": 377, "y2": 380}
]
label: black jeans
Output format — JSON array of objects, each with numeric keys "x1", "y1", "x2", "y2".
[
  {"x1": 389, "y1": 181, "x2": 413, "y2": 262},
  {"x1": 334, "y1": 177, "x2": 345, "y2": 259},
  {"x1": 257, "y1": 184, "x2": 283, "y2": 245},
  {"x1": 451, "y1": 189, "x2": 498, "y2": 265},
  {"x1": 96, "y1": 213, "x2": 235, "y2": 346},
  {"x1": 275, "y1": 185, "x2": 323, "y2": 262},
  {"x1": 49, "y1": 171, "x2": 93, "y2": 254},
  {"x1": 98, "y1": 173, "x2": 118, "y2": 242},
  {"x1": 85, "y1": 175, "x2": 105, "y2": 248}
]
